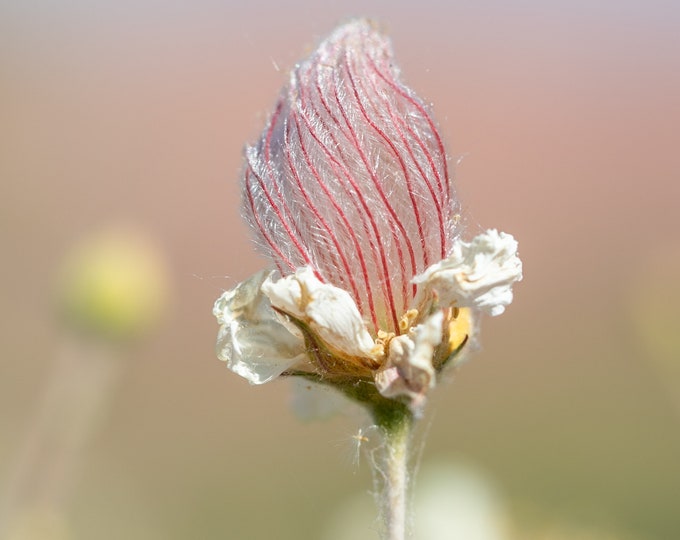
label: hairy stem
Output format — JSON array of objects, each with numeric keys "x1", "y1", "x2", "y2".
[
  {"x1": 372, "y1": 402, "x2": 414, "y2": 540},
  {"x1": 289, "y1": 374, "x2": 417, "y2": 538}
]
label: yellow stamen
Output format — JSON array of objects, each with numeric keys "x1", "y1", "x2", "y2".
[
  {"x1": 399, "y1": 309, "x2": 419, "y2": 333},
  {"x1": 448, "y1": 307, "x2": 472, "y2": 354}
]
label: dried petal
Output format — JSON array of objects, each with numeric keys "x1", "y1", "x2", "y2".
[
  {"x1": 413, "y1": 230, "x2": 523, "y2": 316},
  {"x1": 213, "y1": 270, "x2": 307, "y2": 383},
  {"x1": 262, "y1": 267, "x2": 377, "y2": 359},
  {"x1": 374, "y1": 311, "x2": 444, "y2": 414}
]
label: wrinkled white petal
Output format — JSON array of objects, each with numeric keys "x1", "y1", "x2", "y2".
[
  {"x1": 213, "y1": 270, "x2": 306, "y2": 384},
  {"x1": 413, "y1": 230, "x2": 522, "y2": 316},
  {"x1": 374, "y1": 311, "x2": 444, "y2": 414},
  {"x1": 262, "y1": 267, "x2": 377, "y2": 359}
]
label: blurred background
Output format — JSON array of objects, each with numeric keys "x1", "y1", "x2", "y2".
[{"x1": 2, "y1": 1, "x2": 679, "y2": 539}]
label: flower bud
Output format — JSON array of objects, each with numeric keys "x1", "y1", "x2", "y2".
[
  {"x1": 215, "y1": 20, "x2": 523, "y2": 414},
  {"x1": 242, "y1": 19, "x2": 458, "y2": 334}
]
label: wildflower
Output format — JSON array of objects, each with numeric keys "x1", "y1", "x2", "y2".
[
  {"x1": 57, "y1": 226, "x2": 170, "y2": 342},
  {"x1": 214, "y1": 19, "x2": 522, "y2": 414}
]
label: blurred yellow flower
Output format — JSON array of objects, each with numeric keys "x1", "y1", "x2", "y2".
[{"x1": 56, "y1": 226, "x2": 170, "y2": 342}]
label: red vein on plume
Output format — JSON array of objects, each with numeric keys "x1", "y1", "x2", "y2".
[
  {"x1": 342, "y1": 48, "x2": 418, "y2": 306},
  {"x1": 246, "y1": 163, "x2": 315, "y2": 272},
  {"x1": 364, "y1": 68, "x2": 447, "y2": 261},
  {"x1": 315, "y1": 63, "x2": 400, "y2": 331},
  {"x1": 330, "y1": 93, "x2": 401, "y2": 328},
  {"x1": 263, "y1": 100, "x2": 309, "y2": 256},
  {"x1": 368, "y1": 55, "x2": 451, "y2": 201},
  {"x1": 353, "y1": 57, "x2": 430, "y2": 276},
  {"x1": 244, "y1": 168, "x2": 296, "y2": 273},
  {"x1": 309, "y1": 77, "x2": 389, "y2": 305},
  {"x1": 293, "y1": 77, "x2": 380, "y2": 331},
  {"x1": 298, "y1": 126, "x2": 383, "y2": 332},
  {"x1": 311, "y1": 62, "x2": 396, "y2": 325},
  {"x1": 283, "y1": 108, "x2": 364, "y2": 316},
  {"x1": 396, "y1": 118, "x2": 447, "y2": 257}
]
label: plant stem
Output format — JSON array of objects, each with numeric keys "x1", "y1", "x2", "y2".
[
  {"x1": 300, "y1": 376, "x2": 417, "y2": 539},
  {"x1": 373, "y1": 403, "x2": 414, "y2": 540},
  {"x1": 0, "y1": 337, "x2": 119, "y2": 535}
]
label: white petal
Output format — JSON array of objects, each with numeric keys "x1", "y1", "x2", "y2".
[
  {"x1": 262, "y1": 267, "x2": 377, "y2": 359},
  {"x1": 213, "y1": 270, "x2": 306, "y2": 384},
  {"x1": 374, "y1": 311, "x2": 444, "y2": 414},
  {"x1": 413, "y1": 230, "x2": 523, "y2": 316}
]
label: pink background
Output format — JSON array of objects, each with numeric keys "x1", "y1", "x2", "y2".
[{"x1": 2, "y1": 1, "x2": 679, "y2": 538}]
